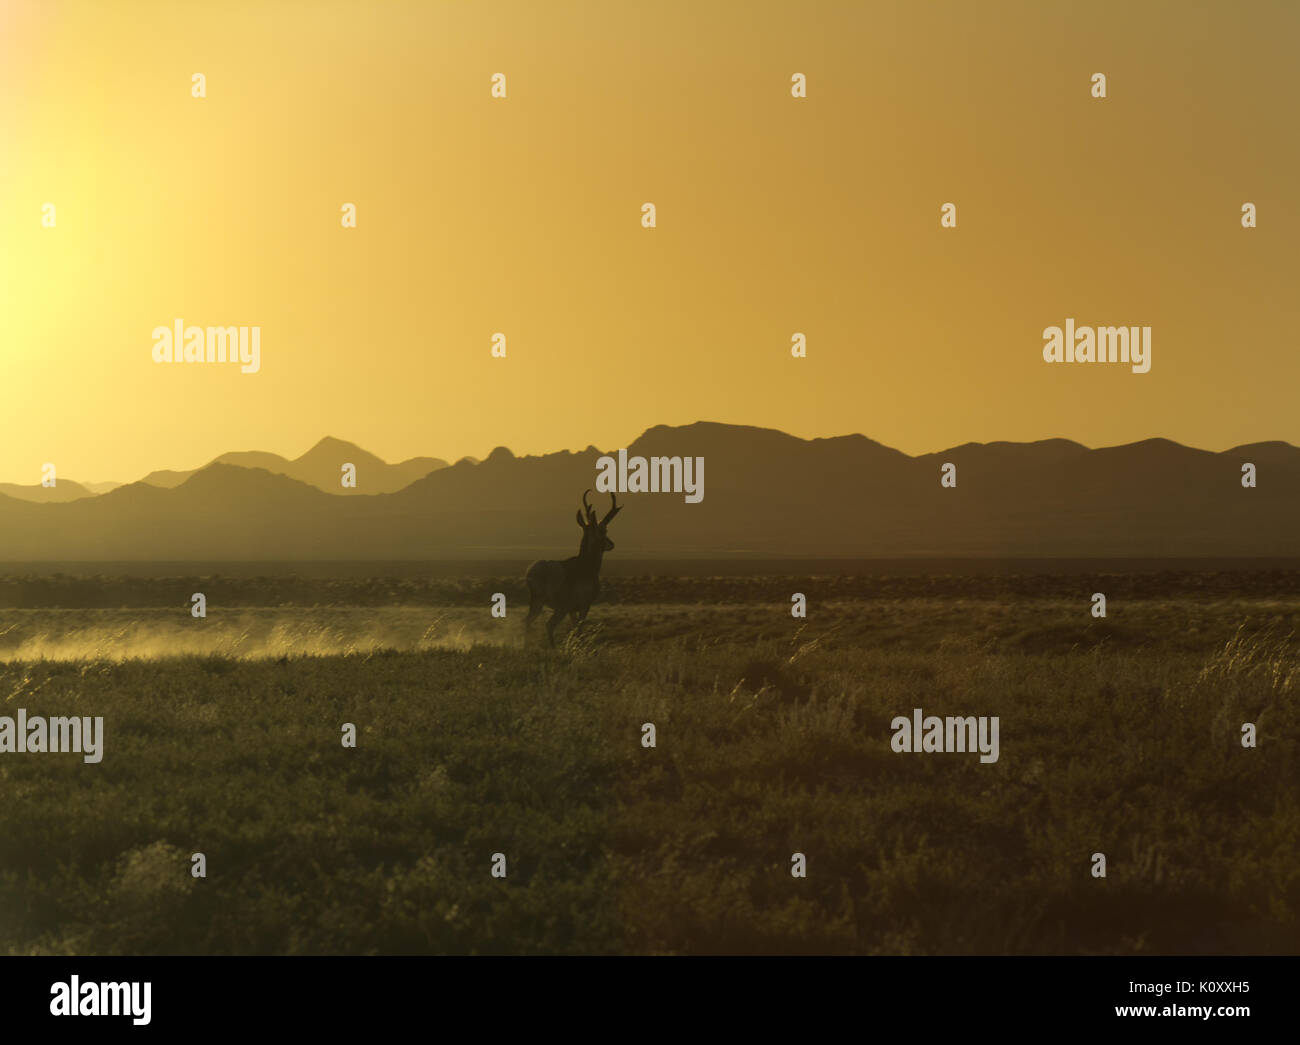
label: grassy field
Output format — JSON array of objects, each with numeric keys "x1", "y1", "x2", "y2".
[{"x1": 1, "y1": 573, "x2": 1297, "y2": 954}]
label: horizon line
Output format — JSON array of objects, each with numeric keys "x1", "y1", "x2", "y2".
[{"x1": 3, "y1": 421, "x2": 1298, "y2": 488}]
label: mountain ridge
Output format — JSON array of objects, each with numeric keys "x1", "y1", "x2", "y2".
[
  {"x1": 136, "y1": 437, "x2": 450, "y2": 495},
  {"x1": 1, "y1": 422, "x2": 1296, "y2": 560}
]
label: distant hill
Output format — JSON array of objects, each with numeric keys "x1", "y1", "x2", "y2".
[
  {"x1": 0, "y1": 480, "x2": 97, "y2": 503},
  {"x1": 0, "y1": 422, "x2": 1296, "y2": 559},
  {"x1": 139, "y1": 436, "x2": 449, "y2": 495}
]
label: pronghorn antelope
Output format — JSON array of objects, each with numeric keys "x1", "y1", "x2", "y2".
[{"x1": 525, "y1": 490, "x2": 622, "y2": 646}]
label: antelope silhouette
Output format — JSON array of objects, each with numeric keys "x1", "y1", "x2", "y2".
[{"x1": 525, "y1": 490, "x2": 622, "y2": 646}]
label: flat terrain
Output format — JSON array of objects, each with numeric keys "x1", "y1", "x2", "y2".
[{"x1": 1, "y1": 571, "x2": 1297, "y2": 954}]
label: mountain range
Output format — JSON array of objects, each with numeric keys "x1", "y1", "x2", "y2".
[
  {"x1": 138, "y1": 436, "x2": 450, "y2": 495},
  {"x1": 0, "y1": 423, "x2": 1295, "y2": 560},
  {"x1": 0, "y1": 437, "x2": 450, "y2": 502}
]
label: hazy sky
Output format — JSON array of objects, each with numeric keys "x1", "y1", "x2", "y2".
[{"x1": 1, "y1": 0, "x2": 1296, "y2": 484}]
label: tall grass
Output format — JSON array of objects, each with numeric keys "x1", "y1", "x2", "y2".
[{"x1": 0, "y1": 587, "x2": 1297, "y2": 954}]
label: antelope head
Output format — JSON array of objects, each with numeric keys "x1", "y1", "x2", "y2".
[{"x1": 576, "y1": 489, "x2": 621, "y2": 553}]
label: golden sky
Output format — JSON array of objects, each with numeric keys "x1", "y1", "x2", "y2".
[{"x1": 1, "y1": 0, "x2": 1296, "y2": 484}]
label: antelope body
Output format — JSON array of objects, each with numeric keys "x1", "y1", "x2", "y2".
[{"x1": 525, "y1": 491, "x2": 621, "y2": 646}]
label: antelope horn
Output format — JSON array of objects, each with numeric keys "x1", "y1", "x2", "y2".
[
  {"x1": 601, "y1": 491, "x2": 621, "y2": 525},
  {"x1": 582, "y1": 489, "x2": 597, "y2": 522}
]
